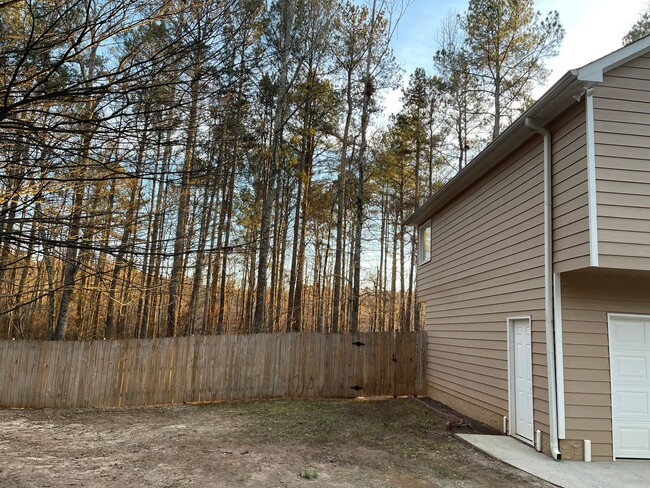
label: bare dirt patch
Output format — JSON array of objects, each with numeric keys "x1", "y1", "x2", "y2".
[{"x1": 0, "y1": 398, "x2": 554, "y2": 487}]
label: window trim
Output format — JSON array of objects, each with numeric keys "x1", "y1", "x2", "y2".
[{"x1": 418, "y1": 220, "x2": 431, "y2": 265}]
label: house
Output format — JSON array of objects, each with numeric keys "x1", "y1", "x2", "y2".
[{"x1": 406, "y1": 36, "x2": 650, "y2": 462}]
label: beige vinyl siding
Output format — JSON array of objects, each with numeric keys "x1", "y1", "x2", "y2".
[
  {"x1": 417, "y1": 136, "x2": 549, "y2": 436},
  {"x1": 561, "y1": 269, "x2": 650, "y2": 461},
  {"x1": 594, "y1": 53, "x2": 650, "y2": 270},
  {"x1": 550, "y1": 103, "x2": 590, "y2": 272}
]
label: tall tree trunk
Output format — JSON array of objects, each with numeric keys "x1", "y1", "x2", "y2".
[
  {"x1": 493, "y1": 71, "x2": 501, "y2": 139},
  {"x1": 189, "y1": 179, "x2": 215, "y2": 335},
  {"x1": 140, "y1": 117, "x2": 173, "y2": 338},
  {"x1": 332, "y1": 68, "x2": 354, "y2": 334},
  {"x1": 390, "y1": 216, "x2": 397, "y2": 332},
  {"x1": 55, "y1": 124, "x2": 94, "y2": 340},
  {"x1": 273, "y1": 183, "x2": 290, "y2": 332},
  {"x1": 405, "y1": 229, "x2": 415, "y2": 332},
  {"x1": 376, "y1": 190, "x2": 387, "y2": 332},
  {"x1": 287, "y1": 90, "x2": 315, "y2": 332},
  {"x1": 291, "y1": 133, "x2": 313, "y2": 332},
  {"x1": 105, "y1": 118, "x2": 148, "y2": 338},
  {"x1": 208, "y1": 125, "x2": 229, "y2": 332},
  {"x1": 286, "y1": 155, "x2": 304, "y2": 332},
  {"x1": 318, "y1": 202, "x2": 334, "y2": 333},
  {"x1": 267, "y1": 176, "x2": 284, "y2": 332},
  {"x1": 399, "y1": 206, "x2": 405, "y2": 332},
  {"x1": 216, "y1": 157, "x2": 237, "y2": 334},
  {"x1": 350, "y1": 0, "x2": 379, "y2": 334},
  {"x1": 253, "y1": 0, "x2": 294, "y2": 333},
  {"x1": 9, "y1": 209, "x2": 37, "y2": 339},
  {"x1": 167, "y1": 66, "x2": 201, "y2": 337}
]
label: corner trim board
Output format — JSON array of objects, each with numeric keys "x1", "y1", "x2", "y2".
[{"x1": 585, "y1": 88, "x2": 599, "y2": 267}]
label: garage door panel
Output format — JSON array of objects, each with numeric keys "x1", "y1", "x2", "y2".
[
  {"x1": 612, "y1": 388, "x2": 650, "y2": 418},
  {"x1": 611, "y1": 353, "x2": 650, "y2": 381},
  {"x1": 610, "y1": 315, "x2": 650, "y2": 459},
  {"x1": 611, "y1": 321, "x2": 648, "y2": 345},
  {"x1": 615, "y1": 425, "x2": 650, "y2": 458}
]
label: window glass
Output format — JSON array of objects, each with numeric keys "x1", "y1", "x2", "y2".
[{"x1": 419, "y1": 222, "x2": 431, "y2": 264}]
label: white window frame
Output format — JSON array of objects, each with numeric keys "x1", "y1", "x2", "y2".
[{"x1": 418, "y1": 220, "x2": 431, "y2": 264}]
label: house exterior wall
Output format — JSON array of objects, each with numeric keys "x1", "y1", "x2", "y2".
[
  {"x1": 417, "y1": 100, "x2": 592, "y2": 445},
  {"x1": 417, "y1": 136, "x2": 550, "y2": 437},
  {"x1": 551, "y1": 103, "x2": 590, "y2": 272},
  {"x1": 594, "y1": 53, "x2": 650, "y2": 270},
  {"x1": 560, "y1": 269, "x2": 650, "y2": 461},
  {"x1": 414, "y1": 42, "x2": 650, "y2": 463}
]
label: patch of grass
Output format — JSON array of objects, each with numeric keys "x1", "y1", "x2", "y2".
[
  {"x1": 252, "y1": 399, "x2": 439, "y2": 446},
  {"x1": 299, "y1": 469, "x2": 318, "y2": 480},
  {"x1": 430, "y1": 463, "x2": 464, "y2": 479},
  {"x1": 210, "y1": 398, "x2": 472, "y2": 481}
]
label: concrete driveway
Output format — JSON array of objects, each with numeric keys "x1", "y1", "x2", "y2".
[{"x1": 458, "y1": 434, "x2": 650, "y2": 488}]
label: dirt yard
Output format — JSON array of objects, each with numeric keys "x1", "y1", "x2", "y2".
[{"x1": 0, "y1": 398, "x2": 553, "y2": 487}]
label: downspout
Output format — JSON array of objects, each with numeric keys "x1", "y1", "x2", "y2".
[{"x1": 525, "y1": 117, "x2": 562, "y2": 461}]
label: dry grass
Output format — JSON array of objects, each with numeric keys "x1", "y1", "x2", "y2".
[{"x1": 0, "y1": 398, "x2": 554, "y2": 487}]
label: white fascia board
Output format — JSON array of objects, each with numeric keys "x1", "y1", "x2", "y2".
[{"x1": 576, "y1": 35, "x2": 650, "y2": 83}]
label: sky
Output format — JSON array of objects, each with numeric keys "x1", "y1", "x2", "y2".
[{"x1": 381, "y1": 0, "x2": 650, "y2": 119}]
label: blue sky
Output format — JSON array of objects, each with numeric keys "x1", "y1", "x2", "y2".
[{"x1": 382, "y1": 0, "x2": 649, "y2": 117}]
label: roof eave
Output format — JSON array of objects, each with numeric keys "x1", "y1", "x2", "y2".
[
  {"x1": 576, "y1": 34, "x2": 650, "y2": 84},
  {"x1": 405, "y1": 71, "x2": 580, "y2": 227},
  {"x1": 405, "y1": 35, "x2": 650, "y2": 228}
]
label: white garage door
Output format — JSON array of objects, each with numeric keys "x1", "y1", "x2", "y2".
[{"x1": 609, "y1": 314, "x2": 650, "y2": 459}]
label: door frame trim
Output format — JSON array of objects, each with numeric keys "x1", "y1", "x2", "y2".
[{"x1": 507, "y1": 316, "x2": 534, "y2": 445}]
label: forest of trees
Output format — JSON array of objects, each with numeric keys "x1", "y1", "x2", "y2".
[{"x1": 0, "y1": 0, "x2": 566, "y2": 340}]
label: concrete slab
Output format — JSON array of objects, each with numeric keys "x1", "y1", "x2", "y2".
[{"x1": 457, "y1": 434, "x2": 650, "y2": 488}]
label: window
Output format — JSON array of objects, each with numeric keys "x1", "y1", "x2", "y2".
[{"x1": 418, "y1": 221, "x2": 431, "y2": 264}]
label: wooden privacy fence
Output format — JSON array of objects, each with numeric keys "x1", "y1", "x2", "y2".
[{"x1": 0, "y1": 332, "x2": 427, "y2": 409}]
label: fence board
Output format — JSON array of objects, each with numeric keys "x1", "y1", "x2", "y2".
[
  {"x1": 52, "y1": 340, "x2": 65, "y2": 407},
  {"x1": 415, "y1": 331, "x2": 427, "y2": 396},
  {"x1": 10, "y1": 342, "x2": 23, "y2": 407},
  {"x1": 99, "y1": 340, "x2": 112, "y2": 407},
  {"x1": 0, "y1": 332, "x2": 426, "y2": 408}
]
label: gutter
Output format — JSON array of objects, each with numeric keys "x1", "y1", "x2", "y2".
[{"x1": 525, "y1": 117, "x2": 562, "y2": 461}]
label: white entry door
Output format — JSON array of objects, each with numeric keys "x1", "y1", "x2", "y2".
[
  {"x1": 609, "y1": 314, "x2": 650, "y2": 459},
  {"x1": 510, "y1": 318, "x2": 534, "y2": 442}
]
